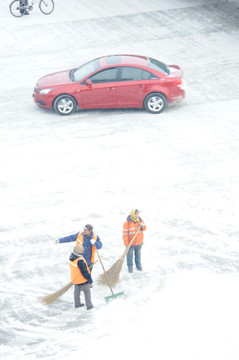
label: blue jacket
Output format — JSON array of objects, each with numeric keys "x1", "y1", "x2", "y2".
[{"x1": 59, "y1": 232, "x2": 102, "y2": 266}]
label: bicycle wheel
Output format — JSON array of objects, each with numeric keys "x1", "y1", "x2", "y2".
[
  {"x1": 39, "y1": 0, "x2": 54, "y2": 14},
  {"x1": 9, "y1": 0, "x2": 26, "y2": 17}
]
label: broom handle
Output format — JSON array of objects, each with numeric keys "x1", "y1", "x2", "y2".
[
  {"x1": 90, "y1": 256, "x2": 102, "y2": 269},
  {"x1": 95, "y1": 247, "x2": 114, "y2": 295}
]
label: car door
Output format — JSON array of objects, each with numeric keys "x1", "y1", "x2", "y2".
[
  {"x1": 113, "y1": 67, "x2": 158, "y2": 108},
  {"x1": 76, "y1": 67, "x2": 119, "y2": 109}
]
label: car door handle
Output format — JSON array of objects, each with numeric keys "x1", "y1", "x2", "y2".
[{"x1": 108, "y1": 87, "x2": 115, "y2": 90}]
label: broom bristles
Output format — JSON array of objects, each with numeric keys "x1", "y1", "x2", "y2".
[
  {"x1": 97, "y1": 229, "x2": 140, "y2": 287},
  {"x1": 97, "y1": 252, "x2": 126, "y2": 287},
  {"x1": 40, "y1": 282, "x2": 73, "y2": 305}
]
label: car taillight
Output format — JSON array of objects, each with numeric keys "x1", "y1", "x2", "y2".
[
  {"x1": 178, "y1": 79, "x2": 186, "y2": 90},
  {"x1": 173, "y1": 79, "x2": 182, "y2": 86}
]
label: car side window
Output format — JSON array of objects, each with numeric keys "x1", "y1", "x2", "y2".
[
  {"x1": 120, "y1": 67, "x2": 158, "y2": 81},
  {"x1": 89, "y1": 68, "x2": 118, "y2": 84}
]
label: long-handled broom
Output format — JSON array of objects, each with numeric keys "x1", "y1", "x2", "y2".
[
  {"x1": 40, "y1": 258, "x2": 101, "y2": 305},
  {"x1": 97, "y1": 228, "x2": 140, "y2": 288},
  {"x1": 95, "y1": 248, "x2": 124, "y2": 303}
]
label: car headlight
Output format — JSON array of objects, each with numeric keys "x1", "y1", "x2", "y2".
[{"x1": 38, "y1": 88, "x2": 53, "y2": 95}]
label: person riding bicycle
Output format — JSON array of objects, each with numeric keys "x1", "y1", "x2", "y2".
[
  {"x1": 10, "y1": 0, "x2": 54, "y2": 17},
  {"x1": 20, "y1": 0, "x2": 29, "y2": 15}
]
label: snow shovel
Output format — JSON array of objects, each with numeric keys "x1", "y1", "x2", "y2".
[
  {"x1": 95, "y1": 248, "x2": 124, "y2": 303},
  {"x1": 97, "y1": 227, "x2": 140, "y2": 287}
]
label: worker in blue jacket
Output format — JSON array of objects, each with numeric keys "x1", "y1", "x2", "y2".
[{"x1": 57, "y1": 224, "x2": 102, "y2": 268}]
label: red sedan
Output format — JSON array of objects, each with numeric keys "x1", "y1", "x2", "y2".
[{"x1": 33, "y1": 54, "x2": 185, "y2": 116}]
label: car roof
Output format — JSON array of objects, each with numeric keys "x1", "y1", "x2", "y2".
[{"x1": 98, "y1": 54, "x2": 149, "y2": 68}]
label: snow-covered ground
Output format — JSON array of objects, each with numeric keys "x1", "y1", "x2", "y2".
[{"x1": 1, "y1": 0, "x2": 239, "y2": 359}]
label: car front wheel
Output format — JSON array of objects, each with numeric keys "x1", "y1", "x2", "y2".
[
  {"x1": 53, "y1": 95, "x2": 77, "y2": 116},
  {"x1": 144, "y1": 93, "x2": 167, "y2": 114}
]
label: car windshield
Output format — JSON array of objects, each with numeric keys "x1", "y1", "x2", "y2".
[
  {"x1": 148, "y1": 58, "x2": 170, "y2": 75},
  {"x1": 70, "y1": 59, "x2": 101, "y2": 82}
]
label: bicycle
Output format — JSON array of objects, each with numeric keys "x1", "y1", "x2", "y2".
[{"x1": 9, "y1": 0, "x2": 55, "y2": 17}]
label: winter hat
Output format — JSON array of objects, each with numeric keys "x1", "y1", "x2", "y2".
[
  {"x1": 73, "y1": 245, "x2": 84, "y2": 255},
  {"x1": 84, "y1": 224, "x2": 93, "y2": 231},
  {"x1": 130, "y1": 209, "x2": 140, "y2": 222}
]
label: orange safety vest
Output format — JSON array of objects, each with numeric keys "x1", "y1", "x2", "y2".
[
  {"x1": 69, "y1": 256, "x2": 90, "y2": 285},
  {"x1": 122, "y1": 220, "x2": 146, "y2": 246},
  {"x1": 76, "y1": 232, "x2": 97, "y2": 263}
]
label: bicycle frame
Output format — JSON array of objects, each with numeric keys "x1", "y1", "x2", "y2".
[
  {"x1": 18, "y1": 0, "x2": 37, "y2": 11},
  {"x1": 29, "y1": 0, "x2": 38, "y2": 6}
]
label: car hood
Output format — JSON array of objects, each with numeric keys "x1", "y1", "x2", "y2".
[
  {"x1": 37, "y1": 69, "x2": 72, "y2": 87},
  {"x1": 168, "y1": 65, "x2": 183, "y2": 78}
]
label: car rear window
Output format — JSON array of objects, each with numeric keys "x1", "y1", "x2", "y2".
[
  {"x1": 72, "y1": 59, "x2": 101, "y2": 82},
  {"x1": 148, "y1": 58, "x2": 170, "y2": 75},
  {"x1": 106, "y1": 56, "x2": 121, "y2": 65}
]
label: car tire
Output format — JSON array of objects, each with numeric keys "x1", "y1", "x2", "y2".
[
  {"x1": 53, "y1": 95, "x2": 77, "y2": 116},
  {"x1": 143, "y1": 93, "x2": 167, "y2": 114}
]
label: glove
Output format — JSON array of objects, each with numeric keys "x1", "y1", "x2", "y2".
[
  {"x1": 90, "y1": 239, "x2": 96, "y2": 245},
  {"x1": 140, "y1": 223, "x2": 144, "y2": 230},
  {"x1": 55, "y1": 239, "x2": 59, "y2": 244}
]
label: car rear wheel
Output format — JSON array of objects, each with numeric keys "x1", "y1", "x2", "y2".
[
  {"x1": 144, "y1": 93, "x2": 167, "y2": 114},
  {"x1": 53, "y1": 95, "x2": 77, "y2": 116}
]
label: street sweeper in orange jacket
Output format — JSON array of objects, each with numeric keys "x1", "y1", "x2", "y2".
[
  {"x1": 123, "y1": 209, "x2": 146, "y2": 273},
  {"x1": 69, "y1": 245, "x2": 94, "y2": 310}
]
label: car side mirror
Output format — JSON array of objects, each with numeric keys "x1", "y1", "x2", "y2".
[{"x1": 85, "y1": 79, "x2": 93, "y2": 86}]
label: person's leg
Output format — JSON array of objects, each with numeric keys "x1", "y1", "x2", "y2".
[
  {"x1": 74, "y1": 284, "x2": 84, "y2": 308},
  {"x1": 135, "y1": 245, "x2": 143, "y2": 270},
  {"x1": 89, "y1": 265, "x2": 93, "y2": 287},
  {"x1": 20, "y1": 0, "x2": 25, "y2": 14},
  {"x1": 24, "y1": 1, "x2": 29, "y2": 15},
  {"x1": 82, "y1": 283, "x2": 93, "y2": 310},
  {"x1": 126, "y1": 246, "x2": 134, "y2": 272},
  {"x1": 20, "y1": 0, "x2": 29, "y2": 15}
]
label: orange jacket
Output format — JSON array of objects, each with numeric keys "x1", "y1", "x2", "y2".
[
  {"x1": 122, "y1": 217, "x2": 146, "y2": 246},
  {"x1": 76, "y1": 232, "x2": 97, "y2": 263},
  {"x1": 69, "y1": 256, "x2": 90, "y2": 285}
]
